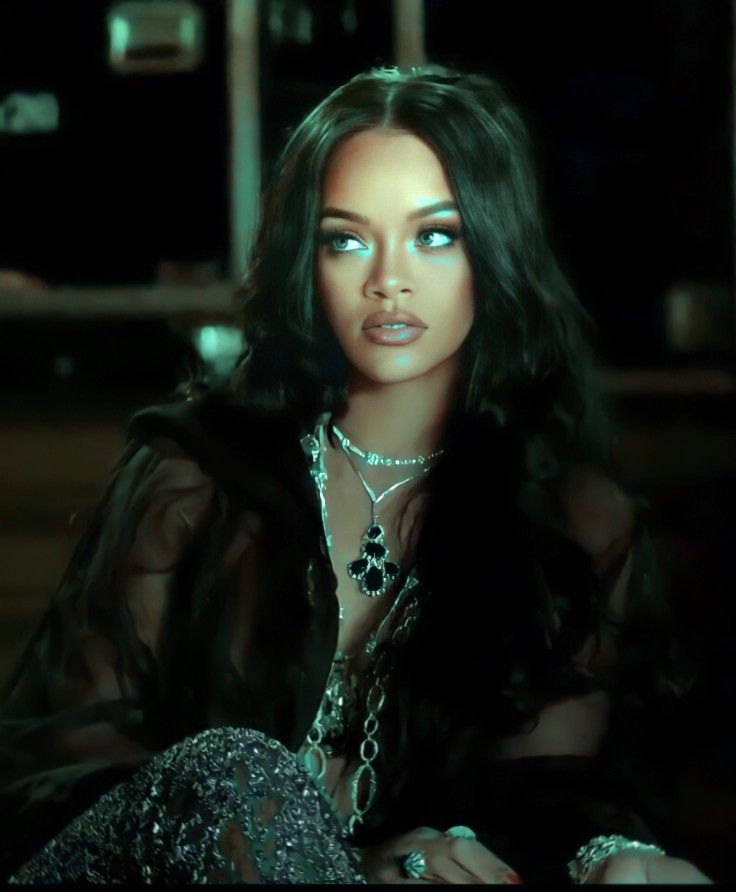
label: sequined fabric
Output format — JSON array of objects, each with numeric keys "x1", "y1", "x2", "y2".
[{"x1": 9, "y1": 727, "x2": 368, "y2": 884}]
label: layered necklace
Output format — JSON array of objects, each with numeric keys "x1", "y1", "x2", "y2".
[
  {"x1": 298, "y1": 414, "x2": 442, "y2": 835},
  {"x1": 330, "y1": 421, "x2": 444, "y2": 598}
]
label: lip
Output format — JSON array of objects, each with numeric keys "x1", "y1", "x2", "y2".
[
  {"x1": 362, "y1": 310, "x2": 427, "y2": 330},
  {"x1": 362, "y1": 325, "x2": 425, "y2": 346}
]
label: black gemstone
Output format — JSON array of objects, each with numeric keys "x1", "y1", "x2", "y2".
[
  {"x1": 364, "y1": 542, "x2": 386, "y2": 558},
  {"x1": 364, "y1": 566, "x2": 384, "y2": 592},
  {"x1": 384, "y1": 561, "x2": 400, "y2": 577},
  {"x1": 366, "y1": 525, "x2": 382, "y2": 539},
  {"x1": 348, "y1": 558, "x2": 368, "y2": 577}
]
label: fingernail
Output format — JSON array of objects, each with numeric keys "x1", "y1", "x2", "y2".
[{"x1": 501, "y1": 871, "x2": 523, "y2": 884}]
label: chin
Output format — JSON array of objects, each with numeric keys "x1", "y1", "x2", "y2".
[{"x1": 348, "y1": 354, "x2": 449, "y2": 387}]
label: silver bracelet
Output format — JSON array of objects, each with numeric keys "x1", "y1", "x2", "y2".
[{"x1": 567, "y1": 833, "x2": 666, "y2": 884}]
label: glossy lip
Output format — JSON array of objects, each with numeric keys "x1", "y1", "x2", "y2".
[
  {"x1": 362, "y1": 325, "x2": 425, "y2": 346},
  {"x1": 362, "y1": 310, "x2": 427, "y2": 330}
]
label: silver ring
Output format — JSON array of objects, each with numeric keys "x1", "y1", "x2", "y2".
[
  {"x1": 445, "y1": 825, "x2": 477, "y2": 840},
  {"x1": 398, "y1": 850, "x2": 427, "y2": 879}
]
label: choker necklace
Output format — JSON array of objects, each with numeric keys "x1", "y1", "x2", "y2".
[
  {"x1": 332, "y1": 423, "x2": 439, "y2": 598},
  {"x1": 331, "y1": 422, "x2": 444, "y2": 467}
]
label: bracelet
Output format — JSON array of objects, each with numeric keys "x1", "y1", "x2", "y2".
[{"x1": 567, "y1": 833, "x2": 666, "y2": 884}]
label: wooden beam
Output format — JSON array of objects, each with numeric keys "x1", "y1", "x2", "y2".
[
  {"x1": 0, "y1": 285, "x2": 238, "y2": 319},
  {"x1": 393, "y1": 0, "x2": 426, "y2": 68},
  {"x1": 227, "y1": 0, "x2": 261, "y2": 281}
]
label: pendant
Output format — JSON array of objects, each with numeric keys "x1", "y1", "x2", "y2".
[{"x1": 347, "y1": 522, "x2": 400, "y2": 598}]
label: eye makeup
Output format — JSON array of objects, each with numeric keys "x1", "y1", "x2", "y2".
[{"x1": 317, "y1": 224, "x2": 463, "y2": 255}]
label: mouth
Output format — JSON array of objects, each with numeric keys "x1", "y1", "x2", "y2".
[
  {"x1": 362, "y1": 312, "x2": 427, "y2": 330},
  {"x1": 362, "y1": 323, "x2": 426, "y2": 346},
  {"x1": 371, "y1": 322, "x2": 415, "y2": 330}
]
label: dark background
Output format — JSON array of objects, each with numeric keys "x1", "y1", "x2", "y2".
[
  {"x1": 1, "y1": 0, "x2": 731, "y2": 363},
  {"x1": 0, "y1": 0, "x2": 734, "y2": 882}
]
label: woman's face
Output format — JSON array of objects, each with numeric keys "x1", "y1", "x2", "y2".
[{"x1": 317, "y1": 129, "x2": 474, "y2": 388}]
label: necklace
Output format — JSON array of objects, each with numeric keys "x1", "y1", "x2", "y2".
[
  {"x1": 342, "y1": 453, "x2": 425, "y2": 598},
  {"x1": 299, "y1": 416, "x2": 423, "y2": 836},
  {"x1": 331, "y1": 422, "x2": 445, "y2": 467},
  {"x1": 332, "y1": 424, "x2": 437, "y2": 598}
]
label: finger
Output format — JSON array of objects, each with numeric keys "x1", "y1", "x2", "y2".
[
  {"x1": 447, "y1": 856, "x2": 521, "y2": 885},
  {"x1": 445, "y1": 838, "x2": 520, "y2": 884},
  {"x1": 414, "y1": 827, "x2": 445, "y2": 840},
  {"x1": 645, "y1": 856, "x2": 715, "y2": 885},
  {"x1": 428, "y1": 853, "x2": 485, "y2": 885}
]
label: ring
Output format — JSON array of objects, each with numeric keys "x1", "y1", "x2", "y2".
[
  {"x1": 445, "y1": 825, "x2": 477, "y2": 840},
  {"x1": 397, "y1": 850, "x2": 427, "y2": 879}
]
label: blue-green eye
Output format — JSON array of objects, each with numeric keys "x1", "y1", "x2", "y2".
[
  {"x1": 319, "y1": 231, "x2": 365, "y2": 253},
  {"x1": 416, "y1": 227, "x2": 458, "y2": 248}
]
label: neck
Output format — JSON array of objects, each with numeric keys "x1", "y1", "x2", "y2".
[{"x1": 332, "y1": 359, "x2": 462, "y2": 460}]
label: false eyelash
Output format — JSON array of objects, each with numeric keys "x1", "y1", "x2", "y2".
[
  {"x1": 316, "y1": 225, "x2": 463, "y2": 251},
  {"x1": 317, "y1": 228, "x2": 362, "y2": 244},
  {"x1": 417, "y1": 225, "x2": 462, "y2": 242}
]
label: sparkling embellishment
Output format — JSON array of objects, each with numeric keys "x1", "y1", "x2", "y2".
[
  {"x1": 347, "y1": 522, "x2": 401, "y2": 598},
  {"x1": 331, "y1": 422, "x2": 444, "y2": 467},
  {"x1": 8, "y1": 728, "x2": 368, "y2": 884},
  {"x1": 298, "y1": 415, "x2": 424, "y2": 836},
  {"x1": 336, "y1": 446, "x2": 430, "y2": 600},
  {"x1": 401, "y1": 851, "x2": 427, "y2": 879}
]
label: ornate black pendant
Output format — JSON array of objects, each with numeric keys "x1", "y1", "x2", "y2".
[{"x1": 347, "y1": 522, "x2": 400, "y2": 598}]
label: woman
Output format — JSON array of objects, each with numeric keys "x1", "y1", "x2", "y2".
[{"x1": 0, "y1": 65, "x2": 712, "y2": 884}]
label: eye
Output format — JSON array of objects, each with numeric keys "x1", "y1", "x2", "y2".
[
  {"x1": 318, "y1": 230, "x2": 366, "y2": 253},
  {"x1": 416, "y1": 227, "x2": 458, "y2": 248}
]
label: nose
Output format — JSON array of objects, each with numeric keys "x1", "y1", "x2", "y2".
[{"x1": 363, "y1": 240, "x2": 414, "y2": 301}]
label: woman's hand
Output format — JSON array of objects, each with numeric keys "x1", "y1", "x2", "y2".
[
  {"x1": 587, "y1": 851, "x2": 714, "y2": 884},
  {"x1": 358, "y1": 826, "x2": 523, "y2": 884}
]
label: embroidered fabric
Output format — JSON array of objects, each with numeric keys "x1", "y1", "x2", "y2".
[{"x1": 9, "y1": 726, "x2": 367, "y2": 884}]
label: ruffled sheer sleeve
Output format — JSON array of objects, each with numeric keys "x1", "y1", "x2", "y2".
[
  {"x1": 0, "y1": 434, "x2": 217, "y2": 876},
  {"x1": 475, "y1": 465, "x2": 695, "y2": 882}
]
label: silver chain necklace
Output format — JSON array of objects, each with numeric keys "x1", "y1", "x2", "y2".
[
  {"x1": 298, "y1": 417, "x2": 423, "y2": 836},
  {"x1": 332, "y1": 423, "x2": 438, "y2": 598},
  {"x1": 331, "y1": 421, "x2": 445, "y2": 467},
  {"x1": 342, "y1": 452, "x2": 427, "y2": 598}
]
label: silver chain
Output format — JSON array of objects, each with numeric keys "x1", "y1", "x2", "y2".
[
  {"x1": 331, "y1": 421, "x2": 444, "y2": 467},
  {"x1": 298, "y1": 416, "x2": 423, "y2": 836},
  {"x1": 346, "y1": 587, "x2": 421, "y2": 834},
  {"x1": 343, "y1": 449, "x2": 426, "y2": 510}
]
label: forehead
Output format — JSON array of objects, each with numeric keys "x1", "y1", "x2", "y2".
[{"x1": 321, "y1": 129, "x2": 454, "y2": 205}]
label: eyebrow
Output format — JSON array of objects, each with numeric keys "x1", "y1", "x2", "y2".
[{"x1": 319, "y1": 200, "x2": 459, "y2": 224}]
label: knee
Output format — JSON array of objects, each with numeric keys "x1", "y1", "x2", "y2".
[{"x1": 153, "y1": 726, "x2": 292, "y2": 787}]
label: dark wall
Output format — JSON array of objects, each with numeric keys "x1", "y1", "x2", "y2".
[
  {"x1": 425, "y1": 0, "x2": 733, "y2": 364},
  {"x1": 0, "y1": 0, "x2": 229, "y2": 285},
  {"x1": 1, "y1": 0, "x2": 730, "y2": 362}
]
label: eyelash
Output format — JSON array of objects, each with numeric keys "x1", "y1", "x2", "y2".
[{"x1": 318, "y1": 226, "x2": 461, "y2": 254}]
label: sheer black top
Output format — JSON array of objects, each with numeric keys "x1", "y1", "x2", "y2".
[{"x1": 0, "y1": 390, "x2": 694, "y2": 881}]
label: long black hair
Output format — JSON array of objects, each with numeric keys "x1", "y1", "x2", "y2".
[
  {"x1": 224, "y1": 65, "x2": 693, "y2": 777},
  {"x1": 230, "y1": 64, "x2": 612, "y2": 477}
]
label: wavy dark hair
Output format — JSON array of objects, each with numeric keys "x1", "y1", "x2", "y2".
[
  {"x1": 222, "y1": 65, "x2": 694, "y2": 771},
  {"x1": 229, "y1": 64, "x2": 612, "y2": 476}
]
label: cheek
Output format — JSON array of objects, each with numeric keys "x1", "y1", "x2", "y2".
[
  {"x1": 441, "y1": 266, "x2": 475, "y2": 331},
  {"x1": 316, "y1": 259, "x2": 355, "y2": 333},
  {"x1": 316, "y1": 259, "x2": 339, "y2": 315}
]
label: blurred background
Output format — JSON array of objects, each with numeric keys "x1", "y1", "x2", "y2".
[{"x1": 0, "y1": 0, "x2": 734, "y2": 880}]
